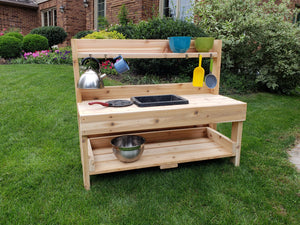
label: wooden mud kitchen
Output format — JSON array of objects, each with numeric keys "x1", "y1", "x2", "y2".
[{"x1": 71, "y1": 39, "x2": 247, "y2": 190}]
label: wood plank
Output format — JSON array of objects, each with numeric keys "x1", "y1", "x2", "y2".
[
  {"x1": 73, "y1": 39, "x2": 220, "y2": 57},
  {"x1": 79, "y1": 103, "x2": 246, "y2": 136},
  {"x1": 78, "y1": 94, "x2": 246, "y2": 117},
  {"x1": 90, "y1": 146, "x2": 233, "y2": 175},
  {"x1": 93, "y1": 140, "x2": 222, "y2": 162},
  {"x1": 206, "y1": 127, "x2": 234, "y2": 153},
  {"x1": 79, "y1": 83, "x2": 211, "y2": 101},
  {"x1": 87, "y1": 127, "x2": 234, "y2": 175},
  {"x1": 90, "y1": 126, "x2": 207, "y2": 149},
  {"x1": 81, "y1": 137, "x2": 90, "y2": 190},
  {"x1": 76, "y1": 52, "x2": 218, "y2": 59},
  {"x1": 87, "y1": 139, "x2": 95, "y2": 172}
]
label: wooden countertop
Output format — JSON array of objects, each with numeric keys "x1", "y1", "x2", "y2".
[
  {"x1": 78, "y1": 94, "x2": 246, "y2": 117},
  {"x1": 77, "y1": 94, "x2": 247, "y2": 136}
]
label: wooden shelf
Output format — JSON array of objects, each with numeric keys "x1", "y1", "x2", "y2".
[
  {"x1": 88, "y1": 127, "x2": 235, "y2": 175},
  {"x1": 76, "y1": 52, "x2": 218, "y2": 59},
  {"x1": 72, "y1": 39, "x2": 218, "y2": 59}
]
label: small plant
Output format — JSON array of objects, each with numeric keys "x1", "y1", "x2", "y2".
[
  {"x1": 98, "y1": 16, "x2": 109, "y2": 30},
  {"x1": 100, "y1": 60, "x2": 117, "y2": 75},
  {"x1": 82, "y1": 30, "x2": 125, "y2": 39},
  {"x1": 30, "y1": 26, "x2": 67, "y2": 48},
  {"x1": 118, "y1": 4, "x2": 130, "y2": 25},
  {"x1": 23, "y1": 34, "x2": 49, "y2": 52},
  {"x1": 0, "y1": 35, "x2": 22, "y2": 58}
]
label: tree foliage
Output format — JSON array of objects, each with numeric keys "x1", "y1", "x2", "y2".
[{"x1": 194, "y1": 0, "x2": 300, "y2": 93}]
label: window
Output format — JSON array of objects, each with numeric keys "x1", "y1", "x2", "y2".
[
  {"x1": 161, "y1": 0, "x2": 194, "y2": 21},
  {"x1": 98, "y1": 0, "x2": 105, "y2": 18},
  {"x1": 41, "y1": 8, "x2": 57, "y2": 26},
  {"x1": 94, "y1": 0, "x2": 106, "y2": 30}
]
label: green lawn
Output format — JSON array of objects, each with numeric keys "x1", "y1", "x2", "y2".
[{"x1": 0, "y1": 64, "x2": 299, "y2": 224}]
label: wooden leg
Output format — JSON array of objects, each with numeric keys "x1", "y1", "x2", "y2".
[
  {"x1": 81, "y1": 136, "x2": 91, "y2": 190},
  {"x1": 230, "y1": 121, "x2": 243, "y2": 166}
]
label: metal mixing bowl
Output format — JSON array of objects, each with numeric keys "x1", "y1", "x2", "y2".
[{"x1": 111, "y1": 135, "x2": 145, "y2": 163}]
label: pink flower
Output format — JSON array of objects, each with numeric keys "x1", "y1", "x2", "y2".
[
  {"x1": 104, "y1": 66, "x2": 107, "y2": 69},
  {"x1": 55, "y1": 50, "x2": 59, "y2": 53},
  {"x1": 109, "y1": 66, "x2": 112, "y2": 69},
  {"x1": 0, "y1": 33, "x2": 3, "y2": 36},
  {"x1": 32, "y1": 52, "x2": 39, "y2": 58}
]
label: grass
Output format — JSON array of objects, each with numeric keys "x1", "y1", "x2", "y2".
[{"x1": 0, "y1": 64, "x2": 299, "y2": 224}]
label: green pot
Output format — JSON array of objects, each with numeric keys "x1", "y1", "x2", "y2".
[{"x1": 195, "y1": 37, "x2": 215, "y2": 52}]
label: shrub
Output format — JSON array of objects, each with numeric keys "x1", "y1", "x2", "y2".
[
  {"x1": 112, "y1": 17, "x2": 207, "y2": 39},
  {"x1": 4, "y1": 32, "x2": 23, "y2": 41},
  {"x1": 110, "y1": 17, "x2": 208, "y2": 77},
  {"x1": 98, "y1": 16, "x2": 109, "y2": 30},
  {"x1": 194, "y1": 0, "x2": 300, "y2": 94},
  {"x1": 109, "y1": 24, "x2": 136, "y2": 39},
  {"x1": 23, "y1": 34, "x2": 49, "y2": 52},
  {"x1": 30, "y1": 26, "x2": 67, "y2": 48},
  {"x1": 118, "y1": 4, "x2": 130, "y2": 26},
  {"x1": 82, "y1": 30, "x2": 125, "y2": 39},
  {"x1": 0, "y1": 36, "x2": 22, "y2": 58},
  {"x1": 73, "y1": 30, "x2": 93, "y2": 39}
]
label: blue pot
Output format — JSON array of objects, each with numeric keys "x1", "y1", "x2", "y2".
[{"x1": 168, "y1": 36, "x2": 191, "y2": 53}]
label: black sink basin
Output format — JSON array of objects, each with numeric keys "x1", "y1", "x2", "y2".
[{"x1": 131, "y1": 94, "x2": 189, "y2": 107}]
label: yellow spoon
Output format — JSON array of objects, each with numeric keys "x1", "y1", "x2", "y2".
[{"x1": 193, "y1": 55, "x2": 205, "y2": 87}]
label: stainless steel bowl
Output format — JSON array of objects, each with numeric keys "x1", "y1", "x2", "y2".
[{"x1": 111, "y1": 135, "x2": 145, "y2": 163}]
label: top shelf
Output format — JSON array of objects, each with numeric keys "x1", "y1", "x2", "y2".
[
  {"x1": 72, "y1": 39, "x2": 220, "y2": 59},
  {"x1": 75, "y1": 52, "x2": 218, "y2": 59}
]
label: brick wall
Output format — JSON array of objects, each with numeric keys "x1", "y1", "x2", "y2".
[
  {"x1": 105, "y1": 0, "x2": 159, "y2": 25},
  {"x1": 0, "y1": 4, "x2": 39, "y2": 35},
  {"x1": 39, "y1": 0, "x2": 87, "y2": 45}
]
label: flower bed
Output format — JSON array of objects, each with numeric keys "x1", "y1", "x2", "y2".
[{"x1": 11, "y1": 49, "x2": 73, "y2": 65}]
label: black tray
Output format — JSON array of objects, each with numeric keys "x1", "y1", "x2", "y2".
[{"x1": 131, "y1": 94, "x2": 189, "y2": 107}]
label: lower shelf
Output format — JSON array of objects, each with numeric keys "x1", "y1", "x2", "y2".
[{"x1": 87, "y1": 127, "x2": 235, "y2": 175}]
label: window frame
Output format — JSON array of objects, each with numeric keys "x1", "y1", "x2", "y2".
[
  {"x1": 41, "y1": 8, "x2": 57, "y2": 26},
  {"x1": 159, "y1": 0, "x2": 194, "y2": 21},
  {"x1": 94, "y1": 0, "x2": 106, "y2": 30}
]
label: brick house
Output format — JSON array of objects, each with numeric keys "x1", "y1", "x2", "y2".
[
  {"x1": 1, "y1": 0, "x2": 300, "y2": 45},
  {"x1": 0, "y1": 0, "x2": 39, "y2": 35}
]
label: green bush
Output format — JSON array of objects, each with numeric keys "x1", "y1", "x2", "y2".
[
  {"x1": 0, "y1": 36, "x2": 22, "y2": 58},
  {"x1": 110, "y1": 17, "x2": 208, "y2": 77},
  {"x1": 118, "y1": 4, "x2": 130, "y2": 26},
  {"x1": 194, "y1": 0, "x2": 300, "y2": 94},
  {"x1": 4, "y1": 32, "x2": 23, "y2": 41},
  {"x1": 82, "y1": 30, "x2": 125, "y2": 39},
  {"x1": 112, "y1": 17, "x2": 207, "y2": 39},
  {"x1": 30, "y1": 26, "x2": 67, "y2": 48},
  {"x1": 23, "y1": 34, "x2": 49, "y2": 52},
  {"x1": 98, "y1": 16, "x2": 109, "y2": 30},
  {"x1": 109, "y1": 24, "x2": 136, "y2": 39},
  {"x1": 73, "y1": 30, "x2": 94, "y2": 39}
]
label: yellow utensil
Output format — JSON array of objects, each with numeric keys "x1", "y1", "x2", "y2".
[{"x1": 193, "y1": 55, "x2": 205, "y2": 87}]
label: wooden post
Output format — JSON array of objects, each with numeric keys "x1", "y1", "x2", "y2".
[
  {"x1": 230, "y1": 121, "x2": 243, "y2": 166},
  {"x1": 81, "y1": 136, "x2": 91, "y2": 190}
]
